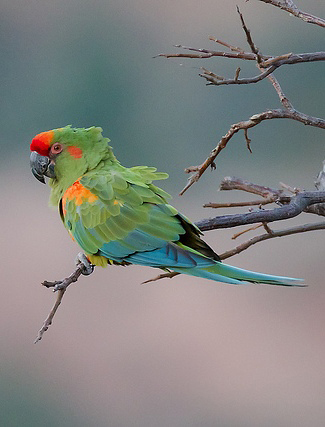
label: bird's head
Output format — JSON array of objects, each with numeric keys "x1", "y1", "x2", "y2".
[{"x1": 30, "y1": 125, "x2": 114, "y2": 186}]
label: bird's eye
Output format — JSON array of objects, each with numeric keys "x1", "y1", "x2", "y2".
[{"x1": 50, "y1": 143, "x2": 63, "y2": 156}]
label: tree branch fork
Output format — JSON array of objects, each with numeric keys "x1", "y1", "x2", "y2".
[{"x1": 162, "y1": 5, "x2": 325, "y2": 195}]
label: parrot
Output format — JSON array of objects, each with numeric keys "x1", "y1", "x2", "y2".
[{"x1": 30, "y1": 125, "x2": 303, "y2": 286}]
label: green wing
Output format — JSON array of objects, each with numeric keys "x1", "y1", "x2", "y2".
[{"x1": 61, "y1": 167, "x2": 218, "y2": 268}]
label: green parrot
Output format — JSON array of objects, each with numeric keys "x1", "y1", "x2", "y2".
[{"x1": 30, "y1": 126, "x2": 303, "y2": 286}]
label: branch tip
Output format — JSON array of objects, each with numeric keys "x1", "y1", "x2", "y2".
[{"x1": 34, "y1": 263, "x2": 94, "y2": 343}]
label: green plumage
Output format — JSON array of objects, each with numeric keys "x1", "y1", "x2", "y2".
[{"x1": 32, "y1": 126, "x2": 303, "y2": 286}]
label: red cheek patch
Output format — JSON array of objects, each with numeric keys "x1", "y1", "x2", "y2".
[{"x1": 67, "y1": 146, "x2": 83, "y2": 158}]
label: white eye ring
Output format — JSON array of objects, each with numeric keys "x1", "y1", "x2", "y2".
[{"x1": 50, "y1": 143, "x2": 63, "y2": 155}]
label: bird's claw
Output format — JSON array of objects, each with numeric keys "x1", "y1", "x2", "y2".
[
  {"x1": 75, "y1": 252, "x2": 94, "y2": 275},
  {"x1": 53, "y1": 281, "x2": 65, "y2": 291}
]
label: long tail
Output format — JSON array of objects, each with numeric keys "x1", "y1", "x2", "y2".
[{"x1": 172, "y1": 262, "x2": 304, "y2": 286}]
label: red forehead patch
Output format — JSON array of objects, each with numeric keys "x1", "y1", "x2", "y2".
[{"x1": 30, "y1": 130, "x2": 54, "y2": 156}]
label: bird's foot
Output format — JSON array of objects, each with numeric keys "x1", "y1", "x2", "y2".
[{"x1": 75, "y1": 252, "x2": 94, "y2": 275}]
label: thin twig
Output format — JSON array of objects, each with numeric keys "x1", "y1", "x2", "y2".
[
  {"x1": 161, "y1": 45, "x2": 325, "y2": 87},
  {"x1": 258, "y1": 0, "x2": 325, "y2": 28},
  {"x1": 141, "y1": 271, "x2": 180, "y2": 284},
  {"x1": 161, "y1": 44, "x2": 325, "y2": 65},
  {"x1": 244, "y1": 128, "x2": 252, "y2": 152},
  {"x1": 231, "y1": 223, "x2": 264, "y2": 239},
  {"x1": 34, "y1": 264, "x2": 87, "y2": 343},
  {"x1": 208, "y1": 37, "x2": 245, "y2": 53},
  {"x1": 200, "y1": 51, "x2": 325, "y2": 86},
  {"x1": 219, "y1": 176, "x2": 283, "y2": 198},
  {"x1": 203, "y1": 197, "x2": 277, "y2": 209},
  {"x1": 219, "y1": 221, "x2": 325, "y2": 260},
  {"x1": 237, "y1": 6, "x2": 264, "y2": 64},
  {"x1": 180, "y1": 109, "x2": 325, "y2": 195},
  {"x1": 34, "y1": 289, "x2": 67, "y2": 343},
  {"x1": 201, "y1": 67, "x2": 225, "y2": 81},
  {"x1": 201, "y1": 65, "x2": 277, "y2": 86},
  {"x1": 218, "y1": 176, "x2": 325, "y2": 217},
  {"x1": 220, "y1": 176, "x2": 280, "y2": 197},
  {"x1": 262, "y1": 68, "x2": 293, "y2": 109},
  {"x1": 160, "y1": 47, "x2": 325, "y2": 69},
  {"x1": 263, "y1": 223, "x2": 274, "y2": 235},
  {"x1": 160, "y1": 44, "x2": 262, "y2": 60}
]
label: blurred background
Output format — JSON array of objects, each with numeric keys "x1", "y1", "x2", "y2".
[{"x1": 1, "y1": 0, "x2": 325, "y2": 425}]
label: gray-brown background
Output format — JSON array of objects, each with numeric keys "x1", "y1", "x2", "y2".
[{"x1": 1, "y1": 0, "x2": 324, "y2": 425}]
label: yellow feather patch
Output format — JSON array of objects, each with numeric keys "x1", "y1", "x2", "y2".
[{"x1": 87, "y1": 254, "x2": 108, "y2": 267}]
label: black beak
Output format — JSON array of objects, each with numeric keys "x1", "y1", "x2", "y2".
[{"x1": 30, "y1": 151, "x2": 56, "y2": 184}]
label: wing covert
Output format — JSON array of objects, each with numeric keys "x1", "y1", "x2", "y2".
[{"x1": 61, "y1": 170, "x2": 190, "y2": 264}]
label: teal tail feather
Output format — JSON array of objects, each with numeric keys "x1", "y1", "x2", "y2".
[{"x1": 173, "y1": 261, "x2": 305, "y2": 286}]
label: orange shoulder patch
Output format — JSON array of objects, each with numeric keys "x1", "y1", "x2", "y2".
[{"x1": 62, "y1": 180, "x2": 98, "y2": 209}]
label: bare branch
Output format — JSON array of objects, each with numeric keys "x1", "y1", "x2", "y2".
[
  {"x1": 261, "y1": 53, "x2": 293, "y2": 67},
  {"x1": 158, "y1": 48, "x2": 260, "y2": 61},
  {"x1": 234, "y1": 67, "x2": 241, "y2": 81},
  {"x1": 160, "y1": 42, "x2": 325, "y2": 89},
  {"x1": 261, "y1": 52, "x2": 325, "y2": 66},
  {"x1": 159, "y1": 4, "x2": 324, "y2": 92},
  {"x1": 186, "y1": 8, "x2": 316, "y2": 183},
  {"x1": 180, "y1": 110, "x2": 325, "y2": 195},
  {"x1": 219, "y1": 176, "x2": 325, "y2": 217},
  {"x1": 237, "y1": 6, "x2": 264, "y2": 64},
  {"x1": 231, "y1": 223, "x2": 264, "y2": 239},
  {"x1": 219, "y1": 221, "x2": 325, "y2": 260},
  {"x1": 204, "y1": 175, "x2": 286, "y2": 207},
  {"x1": 196, "y1": 191, "x2": 325, "y2": 231},
  {"x1": 201, "y1": 65, "x2": 277, "y2": 86},
  {"x1": 208, "y1": 37, "x2": 245, "y2": 53},
  {"x1": 203, "y1": 197, "x2": 276, "y2": 209},
  {"x1": 244, "y1": 128, "x2": 252, "y2": 153},
  {"x1": 160, "y1": 46, "x2": 325, "y2": 69},
  {"x1": 141, "y1": 271, "x2": 180, "y2": 284},
  {"x1": 34, "y1": 264, "x2": 89, "y2": 343},
  {"x1": 201, "y1": 67, "x2": 225, "y2": 82},
  {"x1": 261, "y1": 68, "x2": 293, "y2": 109},
  {"x1": 34, "y1": 289, "x2": 66, "y2": 344},
  {"x1": 219, "y1": 176, "x2": 284, "y2": 198},
  {"x1": 257, "y1": 0, "x2": 325, "y2": 28},
  {"x1": 200, "y1": 51, "x2": 325, "y2": 86}
]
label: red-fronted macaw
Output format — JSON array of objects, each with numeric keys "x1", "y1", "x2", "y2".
[{"x1": 30, "y1": 126, "x2": 303, "y2": 286}]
